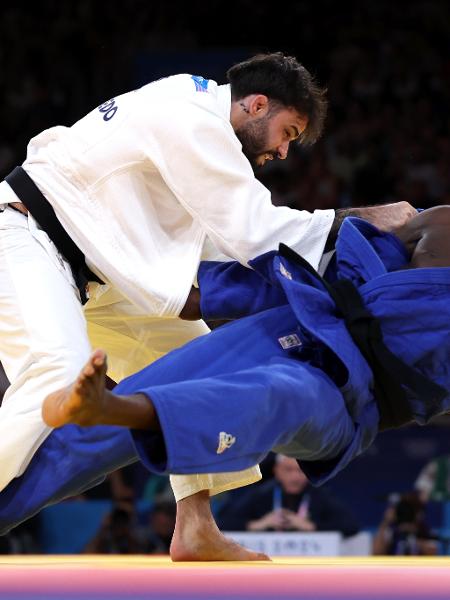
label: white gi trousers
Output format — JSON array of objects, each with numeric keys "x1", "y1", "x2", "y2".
[
  {"x1": 0, "y1": 206, "x2": 89, "y2": 491},
  {"x1": 0, "y1": 206, "x2": 260, "y2": 498}
]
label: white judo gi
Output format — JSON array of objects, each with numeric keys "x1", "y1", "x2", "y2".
[{"x1": 0, "y1": 73, "x2": 334, "y2": 497}]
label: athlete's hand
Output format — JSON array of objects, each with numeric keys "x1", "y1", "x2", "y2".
[
  {"x1": 247, "y1": 509, "x2": 286, "y2": 531},
  {"x1": 280, "y1": 509, "x2": 316, "y2": 532},
  {"x1": 326, "y1": 201, "x2": 418, "y2": 251},
  {"x1": 349, "y1": 201, "x2": 417, "y2": 232}
]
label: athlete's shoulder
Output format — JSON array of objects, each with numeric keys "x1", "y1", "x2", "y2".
[
  {"x1": 398, "y1": 205, "x2": 450, "y2": 236},
  {"x1": 138, "y1": 73, "x2": 218, "y2": 96},
  {"x1": 420, "y1": 205, "x2": 450, "y2": 224}
]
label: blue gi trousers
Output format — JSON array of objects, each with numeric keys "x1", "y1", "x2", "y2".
[{"x1": 125, "y1": 305, "x2": 354, "y2": 475}]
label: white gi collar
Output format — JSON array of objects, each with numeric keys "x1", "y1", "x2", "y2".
[{"x1": 216, "y1": 84, "x2": 232, "y2": 122}]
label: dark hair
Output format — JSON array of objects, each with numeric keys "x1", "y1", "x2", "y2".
[
  {"x1": 227, "y1": 52, "x2": 327, "y2": 145},
  {"x1": 110, "y1": 507, "x2": 132, "y2": 526},
  {"x1": 394, "y1": 492, "x2": 424, "y2": 525}
]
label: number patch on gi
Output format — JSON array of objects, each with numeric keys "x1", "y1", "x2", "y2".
[
  {"x1": 98, "y1": 98, "x2": 118, "y2": 121},
  {"x1": 278, "y1": 333, "x2": 302, "y2": 349}
]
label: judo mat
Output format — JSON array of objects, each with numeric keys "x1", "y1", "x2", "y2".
[{"x1": 1, "y1": 556, "x2": 450, "y2": 600}]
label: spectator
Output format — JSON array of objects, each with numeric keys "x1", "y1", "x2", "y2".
[
  {"x1": 140, "y1": 473, "x2": 174, "y2": 505},
  {"x1": 80, "y1": 467, "x2": 136, "y2": 504},
  {"x1": 84, "y1": 503, "x2": 144, "y2": 554},
  {"x1": 217, "y1": 454, "x2": 359, "y2": 537},
  {"x1": 415, "y1": 455, "x2": 450, "y2": 503},
  {"x1": 372, "y1": 491, "x2": 438, "y2": 555},
  {"x1": 138, "y1": 501, "x2": 177, "y2": 554},
  {"x1": 0, "y1": 518, "x2": 40, "y2": 554}
]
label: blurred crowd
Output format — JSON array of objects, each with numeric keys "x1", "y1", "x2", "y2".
[{"x1": 4, "y1": 452, "x2": 450, "y2": 557}]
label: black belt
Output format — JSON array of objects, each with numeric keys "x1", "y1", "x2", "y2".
[
  {"x1": 278, "y1": 243, "x2": 448, "y2": 431},
  {"x1": 4, "y1": 166, "x2": 103, "y2": 304}
]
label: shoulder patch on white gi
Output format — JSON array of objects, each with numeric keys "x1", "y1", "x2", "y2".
[
  {"x1": 279, "y1": 262, "x2": 292, "y2": 280},
  {"x1": 191, "y1": 75, "x2": 209, "y2": 92},
  {"x1": 216, "y1": 431, "x2": 236, "y2": 454},
  {"x1": 278, "y1": 333, "x2": 302, "y2": 350}
]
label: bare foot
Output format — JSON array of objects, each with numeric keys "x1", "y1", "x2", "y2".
[
  {"x1": 42, "y1": 349, "x2": 108, "y2": 428},
  {"x1": 170, "y1": 491, "x2": 270, "y2": 562},
  {"x1": 170, "y1": 522, "x2": 270, "y2": 562}
]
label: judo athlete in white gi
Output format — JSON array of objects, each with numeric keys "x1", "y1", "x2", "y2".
[{"x1": 0, "y1": 51, "x2": 415, "y2": 560}]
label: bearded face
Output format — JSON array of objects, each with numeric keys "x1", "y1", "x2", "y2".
[{"x1": 234, "y1": 113, "x2": 277, "y2": 170}]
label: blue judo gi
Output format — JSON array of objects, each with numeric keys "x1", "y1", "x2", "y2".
[{"x1": 1, "y1": 217, "x2": 450, "y2": 535}]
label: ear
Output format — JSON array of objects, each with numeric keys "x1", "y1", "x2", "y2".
[{"x1": 247, "y1": 94, "x2": 269, "y2": 116}]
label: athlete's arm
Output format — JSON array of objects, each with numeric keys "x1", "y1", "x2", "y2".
[
  {"x1": 179, "y1": 287, "x2": 201, "y2": 321},
  {"x1": 325, "y1": 201, "x2": 417, "y2": 251},
  {"x1": 179, "y1": 257, "x2": 287, "y2": 322}
]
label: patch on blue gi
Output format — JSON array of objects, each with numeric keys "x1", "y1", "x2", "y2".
[
  {"x1": 279, "y1": 262, "x2": 292, "y2": 280},
  {"x1": 191, "y1": 75, "x2": 209, "y2": 92},
  {"x1": 278, "y1": 333, "x2": 302, "y2": 350},
  {"x1": 216, "y1": 431, "x2": 236, "y2": 454}
]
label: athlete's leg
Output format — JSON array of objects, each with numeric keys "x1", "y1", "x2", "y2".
[
  {"x1": 42, "y1": 350, "x2": 159, "y2": 430},
  {"x1": 170, "y1": 489, "x2": 268, "y2": 561},
  {"x1": 43, "y1": 352, "x2": 267, "y2": 560},
  {"x1": 43, "y1": 308, "x2": 354, "y2": 561},
  {"x1": 0, "y1": 423, "x2": 138, "y2": 535},
  {"x1": 169, "y1": 467, "x2": 262, "y2": 559},
  {"x1": 45, "y1": 347, "x2": 342, "y2": 465},
  {"x1": 0, "y1": 207, "x2": 91, "y2": 491}
]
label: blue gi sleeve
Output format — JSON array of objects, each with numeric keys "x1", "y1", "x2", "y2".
[{"x1": 198, "y1": 255, "x2": 287, "y2": 321}]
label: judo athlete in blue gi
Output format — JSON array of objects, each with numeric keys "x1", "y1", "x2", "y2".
[{"x1": 3, "y1": 206, "x2": 450, "y2": 560}]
